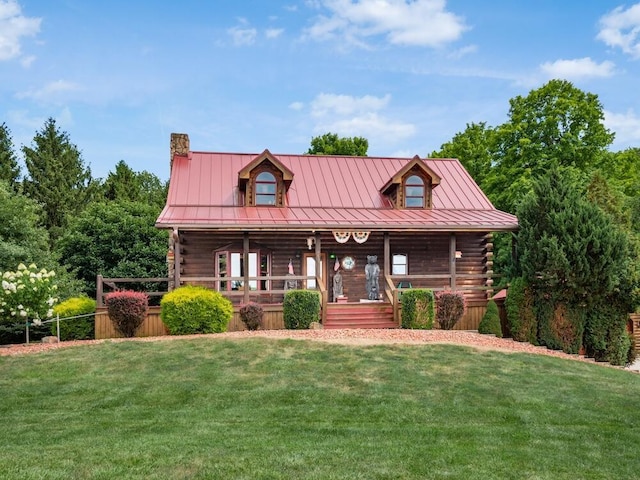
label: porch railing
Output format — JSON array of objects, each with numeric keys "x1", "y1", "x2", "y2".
[
  {"x1": 97, "y1": 274, "x2": 327, "y2": 322},
  {"x1": 96, "y1": 275, "x2": 171, "y2": 308}
]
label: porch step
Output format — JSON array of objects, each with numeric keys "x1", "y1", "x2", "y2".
[{"x1": 324, "y1": 302, "x2": 397, "y2": 329}]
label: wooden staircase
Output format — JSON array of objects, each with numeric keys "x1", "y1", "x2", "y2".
[{"x1": 324, "y1": 302, "x2": 397, "y2": 329}]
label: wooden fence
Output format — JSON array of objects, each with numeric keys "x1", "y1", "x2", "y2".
[
  {"x1": 95, "y1": 303, "x2": 485, "y2": 339},
  {"x1": 630, "y1": 313, "x2": 640, "y2": 351},
  {"x1": 95, "y1": 305, "x2": 286, "y2": 339}
]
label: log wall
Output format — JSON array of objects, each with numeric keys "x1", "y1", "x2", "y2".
[{"x1": 177, "y1": 230, "x2": 491, "y2": 306}]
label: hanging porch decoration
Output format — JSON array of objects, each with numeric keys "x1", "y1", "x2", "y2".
[
  {"x1": 332, "y1": 231, "x2": 351, "y2": 243},
  {"x1": 352, "y1": 231, "x2": 370, "y2": 244}
]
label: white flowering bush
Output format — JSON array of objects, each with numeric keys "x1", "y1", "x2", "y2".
[{"x1": 0, "y1": 263, "x2": 59, "y2": 343}]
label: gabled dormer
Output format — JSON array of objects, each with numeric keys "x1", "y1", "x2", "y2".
[
  {"x1": 238, "y1": 150, "x2": 294, "y2": 207},
  {"x1": 380, "y1": 155, "x2": 441, "y2": 209}
]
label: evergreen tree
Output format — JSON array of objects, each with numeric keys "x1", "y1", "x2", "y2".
[
  {"x1": 516, "y1": 165, "x2": 630, "y2": 358},
  {"x1": 0, "y1": 123, "x2": 20, "y2": 188},
  {"x1": 101, "y1": 160, "x2": 167, "y2": 208},
  {"x1": 22, "y1": 118, "x2": 96, "y2": 243}
]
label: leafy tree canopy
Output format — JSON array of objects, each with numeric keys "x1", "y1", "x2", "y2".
[
  {"x1": 307, "y1": 132, "x2": 368, "y2": 156},
  {"x1": 22, "y1": 118, "x2": 97, "y2": 242},
  {"x1": 431, "y1": 122, "x2": 494, "y2": 188},
  {"x1": 0, "y1": 181, "x2": 51, "y2": 271},
  {"x1": 56, "y1": 201, "x2": 168, "y2": 297},
  {"x1": 485, "y1": 79, "x2": 614, "y2": 213},
  {"x1": 0, "y1": 123, "x2": 20, "y2": 188}
]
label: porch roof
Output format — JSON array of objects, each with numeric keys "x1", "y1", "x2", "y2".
[
  {"x1": 156, "y1": 150, "x2": 518, "y2": 232},
  {"x1": 157, "y1": 205, "x2": 517, "y2": 232}
]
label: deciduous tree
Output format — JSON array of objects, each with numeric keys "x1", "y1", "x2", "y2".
[
  {"x1": 56, "y1": 201, "x2": 168, "y2": 297},
  {"x1": 486, "y1": 80, "x2": 614, "y2": 213},
  {"x1": 0, "y1": 181, "x2": 51, "y2": 271},
  {"x1": 307, "y1": 132, "x2": 368, "y2": 156},
  {"x1": 431, "y1": 122, "x2": 494, "y2": 188}
]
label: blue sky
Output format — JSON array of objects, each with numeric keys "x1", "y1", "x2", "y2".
[{"x1": 1, "y1": 0, "x2": 640, "y2": 181}]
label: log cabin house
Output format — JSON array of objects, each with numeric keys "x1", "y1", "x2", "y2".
[{"x1": 154, "y1": 133, "x2": 518, "y2": 330}]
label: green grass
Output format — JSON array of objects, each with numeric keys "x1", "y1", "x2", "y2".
[{"x1": 1, "y1": 338, "x2": 640, "y2": 479}]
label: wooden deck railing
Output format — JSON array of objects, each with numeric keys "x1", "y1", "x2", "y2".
[{"x1": 96, "y1": 275, "x2": 171, "y2": 307}]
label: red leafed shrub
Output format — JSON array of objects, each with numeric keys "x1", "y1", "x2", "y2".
[
  {"x1": 435, "y1": 291, "x2": 466, "y2": 330},
  {"x1": 105, "y1": 290, "x2": 149, "y2": 338},
  {"x1": 239, "y1": 302, "x2": 264, "y2": 331}
]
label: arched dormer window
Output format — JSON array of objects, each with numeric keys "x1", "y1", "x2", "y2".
[
  {"x1": 255, "y1": 171, "x2": 277, "y2": 205},
  {"x1": 404, "y1": 175, "x2": 425, "y2": 208}
]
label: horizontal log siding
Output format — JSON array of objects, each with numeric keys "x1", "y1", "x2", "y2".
[
  {"x1": 95, "y1": 307, "x2": 167, "y2": 339},
  {"x1": 455, "y1": 233, "x2": 491, "y2": 304}
]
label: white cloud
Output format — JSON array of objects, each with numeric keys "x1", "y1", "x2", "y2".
[
  {"x1": 315, "y1": 112, "x2": 415, "y2": 142},
  {"x1": 227, "y1": 26, "x2": 257, "y2": 46},
  {"x1": 540, "y1": 57, "x2": 616, "y2": 80},
  {"x1": 304, "y1": 0, "x2": 468, "y2": 48},
  {"x1": 266, "y1": 28, "x2": 284, "y2": 39},
  {"x1": 289, "y1": 101, "x2": 305, "y2": 110},
  {"x1": 309, "y1": 92, "x2": 415, "y2": 143},
  {"x1": 0, "y1": 0, "x2": 41, "y2": 61},
  {"x1": 604, "y1": 109, "x2": 640, "y2": 146},
  {"x1": 447, "y1": 44, "x2": 477, "y2": 59},
  {"x1": 597, "y1": 3, "x2": 640, "y2": 58},
  {"x1": 311, "y1": 92, "x2": 390, "y2": 116},
  {"x1": 19, "y1": 53, "x2": 35, "y2": 67},
  {"x1": 16, "y1": 79, "x2": 82, "y2": 103}
]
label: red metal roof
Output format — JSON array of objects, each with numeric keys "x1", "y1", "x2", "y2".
[{"x1": 156, "y1": 151, "x2": 518, "y2": 232}]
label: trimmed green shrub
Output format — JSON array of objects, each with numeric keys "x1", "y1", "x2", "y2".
[
  {"x1": 105, "y1": 290, "x2": 148, "y2": 337},
  {"x1": 606, "y1": 329, "x2": 632, "y2": 366},
  {"x1": 239, "y1": 302, "x2": 263, "y2": 331},
  {"x1": 584, "y1": 300, "x2": 631, "y2": 363},
  {"x1": 160, "y1": 285, "x2": 232, "y2": 335},
  {"x1": 435, "y1": 291, "x2": 465, "y2": 330},
  {"x1": 626, "y1": 333, "x2": 637, "y2": 367},
  {"x1": 283, "y1": 290, "x2": 320, "y2": 329},
  {"x1": 52, "y1": 296, "x2": 96, "y2": 340},
  {"x1": 505, "y1": 277, "x2": 537, "y2": 344},
  {"x1": 536, "y1": 300, "x2": 584, "y2": 354},
  {"x1": 401, "y1": 289, "x2": 435, "y2": 329},
  {"x1": 478, "y1": 300, "x2": 502, "y2": 337}
]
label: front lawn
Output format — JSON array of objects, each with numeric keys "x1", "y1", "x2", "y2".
[{"x1": 1, "y1": 338, "x2": 639, "y2": 479}]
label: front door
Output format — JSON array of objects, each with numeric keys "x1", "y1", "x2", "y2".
[{"x1": 303, "y1": 253, "x2": 327, "y2": 290}]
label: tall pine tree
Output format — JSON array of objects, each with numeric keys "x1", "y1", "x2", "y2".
[
  {"x1": 22, "y1": 118, "x2": 95, "y2": 243},
  {"x1": 0, "y1": 123, "x2": 20, "y2": 189}
]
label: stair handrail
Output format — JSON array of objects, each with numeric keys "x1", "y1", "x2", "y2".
[{"x1": 384, "y1": 275, "x2": 400, "y2": 325}]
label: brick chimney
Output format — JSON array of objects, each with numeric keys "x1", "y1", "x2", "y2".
[{"x1": 170, "y1": 133, "x2": 189, "y2": 171}]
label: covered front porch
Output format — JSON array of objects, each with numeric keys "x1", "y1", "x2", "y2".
[{"x1": 167, "y1": 228, "x2": 495, "y2": 329}]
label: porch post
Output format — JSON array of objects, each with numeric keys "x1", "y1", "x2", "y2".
[
  {"x1": 383, "y1": 232, "x2": 390, "y2": 277},
  {"x1": 315, "y1": 232, "x2": 326, "y2": 324},
  {"x1": 449, "y1": 233, "x2": 457, "y2": 291},
  {"x1": 173, "y1": 229, "x2": 181, "y2": 289},
  {"x1": 243, "y1": 232, "x2": 250, "y2": 304},
  {"x1": 314, "y1": 232, "x2": 322, "y2": 280}
]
